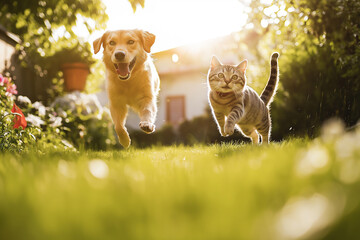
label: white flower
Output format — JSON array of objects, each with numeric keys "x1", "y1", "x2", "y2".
[
  {"x1": 57, "y1": 109, "x2": 67, "y2": 118},
  {"x1": 17, "y1": 95, "x2": 32, "y2": 105},
  {"x1": 38, "y1": 106, "x2": 46, "y2": 117},
  {"x1": 51, "y1": 91, "x2": 103, "y2": 119},
  {"x1": 25, "y1": 114, "x2": 45, "y2": 127},
  {"x1": 49, "y1": 115, "x2": 62, "y2": 128},
  {"x1": 32, "y1": 101, "x2": 44, "y2": 109},
  {"x1": 33, "y1": 101, "x2": 46, "y2": 117}
]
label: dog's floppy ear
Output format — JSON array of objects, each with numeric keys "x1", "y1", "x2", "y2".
[
  {"x1": 93, "y1": 32, "x2": 109, "y2": 54},
  {"x1": 138, "y1": 30, "x2": 155, "y2": 53}
]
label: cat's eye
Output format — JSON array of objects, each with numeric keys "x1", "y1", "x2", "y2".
[
  {"x1": 109, "y1": 40, "x2": 116, "y2": 46},
  {"x1": 218, "y1": 73, "x2": 225, "y2": 78},
  {"x1": 127, "y1": 40, "x2": 135, "y2": 45},
  {"x1": 231, "y1": 75, "x2": 238, "y2": 80}
]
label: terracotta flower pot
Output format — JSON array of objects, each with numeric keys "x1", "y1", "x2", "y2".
[{"x1": 61, "y1": 62, "x2": 89, "y2": 92}]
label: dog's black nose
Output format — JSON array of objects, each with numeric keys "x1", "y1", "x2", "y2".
[{"x1": 115, "y1": 51, "x2": 126, "y2": 61}]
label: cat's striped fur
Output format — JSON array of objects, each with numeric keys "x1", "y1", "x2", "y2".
[{"x1": 207, "y1": 52, "x2": 279, "y2": 144}]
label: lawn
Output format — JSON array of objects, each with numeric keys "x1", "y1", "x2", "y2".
[{"x1": 1, "y1": 125, "x2": 360, "y2": 240}]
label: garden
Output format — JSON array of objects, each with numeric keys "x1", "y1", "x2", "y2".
[{"x1": 1, "y1": 0, "x2": 360, "y2": 239}]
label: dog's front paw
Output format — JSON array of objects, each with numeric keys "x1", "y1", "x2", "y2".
[
  {"x1": 119, "y1": 136, "x2": 131, "y2": 149},
  {"x1": 224, "y1": 123, "x2": 235, "y2": 136},
  {"x1": 115, "y1": 127, "x2": 131, "y2": 149},
  {"x1": 139, "y1": 121, "x2": 155, "y2": 134}
]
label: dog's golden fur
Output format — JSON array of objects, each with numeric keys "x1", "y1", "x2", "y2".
[{"x1": 93, "y1": 29, "x2": 160, "y2": 148}]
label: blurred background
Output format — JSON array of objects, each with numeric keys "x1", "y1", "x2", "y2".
[{"x1": 1, "y1": 0, "x2": 359, "y2": 148}]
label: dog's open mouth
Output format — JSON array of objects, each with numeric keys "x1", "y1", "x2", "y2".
[{"x1": 114, "y1": 57, "x2": 136, "y2": 80}]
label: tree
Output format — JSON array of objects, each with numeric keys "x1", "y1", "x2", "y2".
[
  {"x1": 247, "y1": 0, "x2": 360, "y2": 139},
  {"x1": 0, "y1": 0, "x2": 107, "y2": 100},
  {"x1": 0, "y1": 0, "x2": 145, "y2": 101},
  {"x1": 1, "y1": 0, "x2": 108, "y2": 66}
]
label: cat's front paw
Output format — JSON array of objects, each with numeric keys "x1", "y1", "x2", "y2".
[
  {"x1": 219, "y1": 130, "x2": 227, "y2": 137},
  {"x1": 224, "y1": 123, "x2": 235, "y2": 136}
]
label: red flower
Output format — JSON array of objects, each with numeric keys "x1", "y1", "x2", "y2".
[{"x1": 11, "y1": 103, "x2": 27, "y2": 129}]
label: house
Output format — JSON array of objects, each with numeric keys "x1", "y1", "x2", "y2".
[
  {"x1": 0, "y1": 24, "x2": 21, "y2": 80},
  {"x1": 125, "y1": 32, "x2": 254, "y2": 130},
  {"x1": 0, "y1": 25, "x2": 39, "y2": 101}
]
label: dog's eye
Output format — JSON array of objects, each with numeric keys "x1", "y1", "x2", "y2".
[
  {"x1": 218, "y1": 73, "x2": 224, "y2": 78},
  {"x1": 231, "y1": 75, "x2": 238, "y2": 80},
  {"x1": 109, "y1": 41, "x2": 116, "y2": 46},
  {"x1": 127, "y1": 40, "x2": 135, "y2": 45}
]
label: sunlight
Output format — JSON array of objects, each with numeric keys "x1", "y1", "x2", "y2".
[
  {"x1": 87, "y1": 0, "x2": 249, "y2": 53},
  {"x1": 72, "y1": 14, "x2": 96, "y2": 38},
  {"x1": 260, "y1": 0, "x2": 273, "y2": 5},
  {"x1": 88, "y1": 159, "x2": 109, "y2": 179},
  {"x1": 172, "y1": 53, "x2": 179, "y2": 63},
  {"x1": 296, "y1": 145, "x2": 329, "y2": 176},
  {"x1": 276, "y1": 194, "x2": 335, "y2": 239},
  {"x1": 263, "y1": 5, "x2": 279, "y2": 17}
]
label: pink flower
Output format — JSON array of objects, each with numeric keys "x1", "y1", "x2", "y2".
[
  {"x1": 0, "y1": 74, "x2": 8, "y2": 86},
  {"x1": 6, "y1": 82, "x2": 18, "y2": 95},
  {"x1": 1, "y1": 74, "x2": 18, "y2": 96}
]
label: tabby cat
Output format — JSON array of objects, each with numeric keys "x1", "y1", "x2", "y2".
[{"x1": 207, "y1": 52, "x2": 279, "y2": 144}]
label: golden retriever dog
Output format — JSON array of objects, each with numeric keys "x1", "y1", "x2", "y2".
[{"x1": 93, "y1": 29, "x2": 160, "y2": 148}]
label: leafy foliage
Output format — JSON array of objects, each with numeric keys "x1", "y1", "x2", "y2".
[
  {"x1": 247, "y1": 0, "x2": 360, "y2": 139},
  {"x1": 0, "y1": 0, "x2": 108, "y2": 101},
  {"x1": 0, "y1": 0, "x2": 108, "y2": 60},
  {"x1": 50, "y1": 91, "x2": 116, "y2": 150},
  {"x1": 128, "y1": 0, "x2": 145, "y2": 12},
  {"x1": 0, "y1": 75, "x2": 37, "y2": 152}
]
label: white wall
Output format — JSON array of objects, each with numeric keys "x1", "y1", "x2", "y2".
[
  {"x1": 125, "y1": 70, "x2": 210, "y2": 130},
  {"x1": 0, "y1": 40, "x2": 16, "y2": 73}
]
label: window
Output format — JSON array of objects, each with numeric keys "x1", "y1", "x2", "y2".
[{"x1": 166, "y1": 96, "x2": 185, "y2": 125}]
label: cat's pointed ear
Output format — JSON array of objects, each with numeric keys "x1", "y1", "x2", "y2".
[
  {"x1": 211, "y1": 56, "x2": 222, "y2": 69},
  {"x1": 237, "y1": 60, "x2": 248, "y2": 74}
]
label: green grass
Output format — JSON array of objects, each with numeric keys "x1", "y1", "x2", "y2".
[{"x1": 1, "y1": 133, "x2": 360, "y2": 240}]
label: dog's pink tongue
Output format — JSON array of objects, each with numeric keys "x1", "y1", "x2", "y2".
[{"x1": 116, "y1": 63, "x2": 130, "y2": 76}]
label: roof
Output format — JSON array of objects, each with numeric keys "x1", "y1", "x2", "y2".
[
  {"x1": 152, "y1": 31, "x2": 255, "y2": 76},
  {"x1": 0, "y1": 24, "x2": 21, "y2": 45}
]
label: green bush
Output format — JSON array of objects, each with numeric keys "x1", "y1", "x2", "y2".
[
  {"x1": 50, "y1": 91, "x2": 116, "y2": 150},
  {"x1": 16, "y1": 96, "x2": 76, "y2": 152},
  {"x1": 270, "y1": 45, "x2": 360, "y2": 140},
  {"x1": 130, "y1": 108, "x2": 250, "y2": 148},
  {"x1": 247, "y1": 0, "x2": 360, "y2": 140},
  {"x1": 1, "y1": 74, "x2": 117, "y2": 152},
  {"x1": 131, "y1": 124, "x2": 177, "y2": 148},
  {"x1": 0, "y1": 74, "x2": 36, "y2": 152},
  {"x1": 1, "y1": 74, "x2": 80, "y2": 152}
]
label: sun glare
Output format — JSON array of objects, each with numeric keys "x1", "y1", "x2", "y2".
[
  {"x1": 172, "y1": 53, "x2": 179, "y2": 63},
  {"x1": 85, "y1": 0, "x2": 248, "y2": 54}
]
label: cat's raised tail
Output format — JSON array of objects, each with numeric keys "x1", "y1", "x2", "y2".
[{"x1": 260, "y1": 52, "x2": 280, "y2": 106}]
